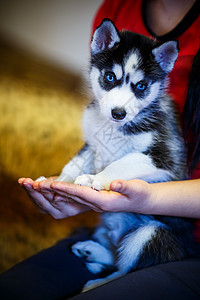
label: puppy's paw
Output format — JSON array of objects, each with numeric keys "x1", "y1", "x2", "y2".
[
  {"x1": 91, "y1": 175, "x2": 111, "y2": 191},
  {"x1": 35, "y1": 176, "x2": 47, "y2": 182},
  {"x1": 74, "y1": 174, "x2": 94, "y2": 187},
  {"x1": 72, "y1": 240, "x2": 114, "y2": 267}
]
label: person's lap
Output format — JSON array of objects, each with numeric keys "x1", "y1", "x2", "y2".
[
  {"x1": 1, "y1": 231, "x2": 200, "y2": 300},
  {"x1": 0, "y1": 231, "x2": 98, "y2": 300},
  {"x1": 71, "y1": 251, "x2": 200, "y2": 300}
]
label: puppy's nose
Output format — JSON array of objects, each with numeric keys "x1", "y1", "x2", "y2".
[{"x1": 111, "y1": 108, "x2": 127, "y2": 120}]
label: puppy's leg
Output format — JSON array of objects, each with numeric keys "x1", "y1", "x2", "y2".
[
  {"x1": 116, "y1": 222, "x2": 185, "y2": 274},
  {"x1": 87, "y1": 152, "x2": 174, "y2": 190},
  {"x1": 74, "y1": 174, "x2": 95, "y2": 187},
  {"x1": 82, "y1": 222, "x2": 167, "y2": 291},
  {"x1": 72, "y1": 240, "x2": 114, "y2": 274},
  {"x1": 83, "y1": 270, "x2": 123, "y2": 292},
  {"x1": 56, "y1": 144, "x2": 94, "y2": 183}
]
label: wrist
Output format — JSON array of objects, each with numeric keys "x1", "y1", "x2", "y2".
[
  {"x1": 146, "y1": 182, "x2": 158, "y2": 215},
  {"x1": 124, "y1": 179, "x2": 157, "y2": 215}
]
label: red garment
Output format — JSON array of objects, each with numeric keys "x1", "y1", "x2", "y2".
[{"x1": 92, "y1": 0, "x2": 200, "y2": 241}]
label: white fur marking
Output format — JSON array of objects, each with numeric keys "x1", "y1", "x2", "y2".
[
  {"x1": 90, "y1": 67, "x2": 105, "y2": 100},
  {"x1": 117, "y1": 225, "x2": 157, "y2": 272},
  {"x1": 130, "y1": 69, "x2": 144, "y2": 84},
  {"x1": 132, "y1": 132, "x2": 153, "y2": 152},
  {"x1": 143, "y1": 81, "x2": 161, "y2": 106},
  {"x1": 125, "y1": 53, "x2": 139, "y2": 74},
  {"x1": 124, "y1": 52, "x2": 144, "y2": 84},
  {"x1": 112, "y1": 64, "x2": 123, "y2": 80},
  {"x1": 92, "y1": 152, "x2": 173, "y2": 190}
]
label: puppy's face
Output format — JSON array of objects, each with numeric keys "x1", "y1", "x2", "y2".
[
  {"x1": 90, "y1": 50, "x2": 162, "y2": 125},
  {"x1": 90, "y1": 19, "x2": 178, "y2": 125}
]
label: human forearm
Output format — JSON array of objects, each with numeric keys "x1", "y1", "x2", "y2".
[
  {"x1": 21, "y1": 177, "x2": 200, "y2": 220},
  {"x1": 149, "y1": 179, "x2": 200, "y2": 218}
]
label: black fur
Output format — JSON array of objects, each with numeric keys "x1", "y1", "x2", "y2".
[
  {"x1": 132, "y1": 227, "x2": 186, "y2": 270},
  {"x1": 91, "y1": 31, "x2": 167, "y2": 83}
]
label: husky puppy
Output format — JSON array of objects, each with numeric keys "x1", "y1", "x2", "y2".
[{"x1": 44, "y1": 19, "x2": 195, "y2": 289}]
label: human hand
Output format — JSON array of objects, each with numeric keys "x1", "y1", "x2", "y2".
[
  {"x1": 18, "y1": 177, "x2": 89, "y2": 219},
  {"x1": 32, "y1": 179, "x2": 154, "y2": 214}
]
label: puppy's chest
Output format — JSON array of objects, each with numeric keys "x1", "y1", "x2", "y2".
[{"x1": 83, "y1": 108, "x2": 153, "y2": 173}]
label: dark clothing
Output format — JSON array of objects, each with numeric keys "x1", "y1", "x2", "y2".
[
  {"x1": 0, "y1": 233, "x2": 200, "y2": 300},
  {"x1": 0, "y1": 233, "x2": 97, "y2": 300},
  {"x1": 71, "y1": 253, "x2": 200, "y2": 300}
]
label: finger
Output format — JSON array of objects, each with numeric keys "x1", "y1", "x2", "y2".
[
  {"x1": 34, "y1": 180, "x2": 92, "y2": 212},
  {"x1": 50, "y1": 181, "x2": 99, "y2": 199},
  {"x1": 50, "y1": 181, "x2": 122, "y2": 212},
  {"x1": 38, "y1": 208, "x2": 48, "y2": 214},
  {"x1": 46, "y1": 182, "x2": 96, "y2": 209},
  {"x1": 110, "y1": 180, "x2": 126, "y2": 193},
  {"x1": 51, "y1": 197, "x2": 90, "y2": 216},
  {"x1": 33, "y1": 179, "x2": 90, "y2": 209},
  {"x1": 22, "y1": 181, "x2": 58, "y2": 212},
  {"x1": 38, "y1": 180, "x2": 87, "y2": 199},
  {"x1": 18, "y1": 177, "x2": 78, "y2": 217},
  {"x1": 18, "y1": 177, "x2": 34, "y2": 190},
  {"x1": 33, "y1": 177, "x2": 53, "y2": 189},
  {"x1": 41, "y1": 191, "x2": 55, "y2": 202},
  {"x1": 32, "y1": 179, "x2": 57, "y2": 202},
  {"x1": 18, "y1": 177, "x2": 26, "y2": 185},
  {"x1": 52, "y1": 192, "x2": 100, "y2": 212}
]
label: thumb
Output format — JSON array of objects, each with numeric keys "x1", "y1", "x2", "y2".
[
  {"x1": 110, "y1": 179, "x2": 133, "y2": 196},
  {"x1": 111, "y1": 179, "x2": 147, "y2": 197}
]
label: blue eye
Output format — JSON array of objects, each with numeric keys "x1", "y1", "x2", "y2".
[
  {"x1": 105, "y1": 72, "x2": 115, "y2": 83},
  {"x1": 136, "y1": 82, "x2": 147, "y2": 91}
]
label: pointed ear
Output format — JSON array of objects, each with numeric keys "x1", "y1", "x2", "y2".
[
  {"x1": 91, "y1": 19, "x2": 120, "y2": 54},
  {"x1": 152, "y1": 41, "x2": 179, "y2": 73}
]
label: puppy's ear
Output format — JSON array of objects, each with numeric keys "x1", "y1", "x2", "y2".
[
  {"x1": 91, "y1": 18, "x2": 120, "y2": 54},
  {"x1": 152, "y1": 41, "x2": 179, "y2": 73}
]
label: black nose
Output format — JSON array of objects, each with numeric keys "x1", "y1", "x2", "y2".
[{"x1": 111, "y1": 108, "x2": 127, "y2": 120}]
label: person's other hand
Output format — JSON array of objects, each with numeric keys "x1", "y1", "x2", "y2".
[{"x1": 18, "y1": 178, "x2": 89, "y2": 219}]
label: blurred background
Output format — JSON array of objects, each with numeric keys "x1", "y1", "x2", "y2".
[
  {"x1": 0, "y1": 0, "x2": 102, "y2": 73},
  {"x1": 0, "y1": 0, "x2": 102, "y2": 273}
]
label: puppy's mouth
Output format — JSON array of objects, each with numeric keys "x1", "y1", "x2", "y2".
[{"x1": 111, "y1": 108, "x2": 127, "y2": 122}]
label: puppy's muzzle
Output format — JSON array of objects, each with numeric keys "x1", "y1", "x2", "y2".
[{"x1": 111, "y1": 108, "x2": 127, "y2": 121}]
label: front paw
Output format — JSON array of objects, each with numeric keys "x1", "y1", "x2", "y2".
[
  {"x1": 35, "y1": 176, "x2": 47, "y2": 182},
  {"x1": 74, "y1": 174, "x2": 95, "y2": 187},
  {"x1": 91, "y1": 175, "x2": 111, "y2": 191},
  {"x1": 74, "y1": 174, "x2": 111, "y2": 190}
]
